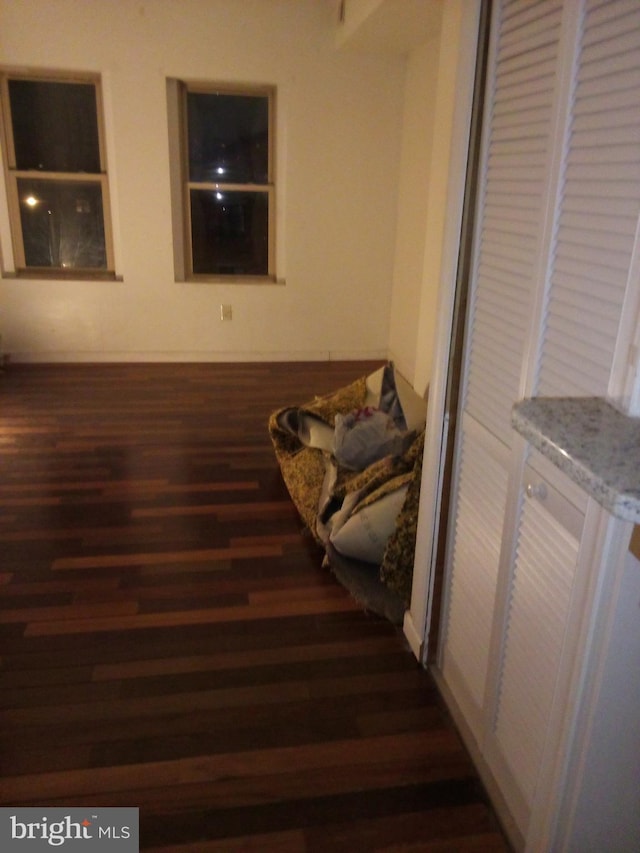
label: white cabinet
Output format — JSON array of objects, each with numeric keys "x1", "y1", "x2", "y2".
[
  {"x1": 434, "y1": 0, "x2": 640, "y2": 849},
  {"x1": 484, "y1": 451, "x2": 588, "y2": 836},
  {"x1": 440, "y1": 438, "x2": 592, "y2": 842}
]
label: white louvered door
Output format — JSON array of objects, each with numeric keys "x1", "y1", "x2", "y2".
[
  {"x1": 537, "y1": 0, "x2": 640, "y2": 397},
  {"x1": 437, "y1": 0, "x2": 640, "y2": 847},
  {"x1": 440, "y1": 417, "x2": 510, "y2": 733},
  {"x1": 440, "y1": 0, "x2": 564, "y2": 741},
  {"x1": 493, "y1": 496, "x2": 582, "y2": 802},
  {"x1": 486, "y1": 453, "x2": 588, "y2": 834}
]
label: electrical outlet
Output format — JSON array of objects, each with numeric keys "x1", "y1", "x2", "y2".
[{"x1": 220, "y1": 304, "x2": 232, "y2": 321}]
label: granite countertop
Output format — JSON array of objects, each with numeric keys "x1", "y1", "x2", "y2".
[{"x1": 511, "y1": 397, "x2": 640, "y2": 522}]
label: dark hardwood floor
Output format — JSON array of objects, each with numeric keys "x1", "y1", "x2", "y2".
[{"x1": 0, "y1": 361, "x2": 508, "y2": 851}]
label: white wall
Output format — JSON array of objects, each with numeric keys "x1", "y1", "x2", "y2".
[
  {"x1": 387, "y1": 0, "x2": 472, "y2": 397},
  {"x1": 387, "y1": 32, "x2": 441, "y2": 387},
  {"x1": 0, "y1": 0, "x2": 405, "y2": 362},
  {"x1": 411, "y1": 0, "x2": 473, "y2": 398}
]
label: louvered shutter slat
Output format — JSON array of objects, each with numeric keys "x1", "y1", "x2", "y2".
[
  {"x1": 578, "y1": 67, "x2": 640, "y2": 98},
  {"x1": 463, "y1": 1, "x2": 562, "y2": 446},
  {"x1": 539, "y1": 0, "x2": 640, "y2": 402},
  {"x1": 585, "y1": 0, "x2": 639, "y2": 28},
  {"x1": 502, "y1": 0, "x2": 561, "y2": 30},
  {"x1": 495, "y1": 496, "x2": 582, "y2": 806},
  {"x1": 443, "y1": 425, "x2": 509, "y2": 719},
  {"x1": 553, "y1": 270, "x2": 629, "y2": 310},
  {"x1": 557, "y1": 224, "x2": 634, "y2": 255}
]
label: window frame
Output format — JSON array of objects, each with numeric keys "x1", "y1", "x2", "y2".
[
  {"x1": 178, "y1": 80, "x2": 276, "y2": 283},
  {"x1": 0, "y1": 68, "x2": 115, "y2": 278}
]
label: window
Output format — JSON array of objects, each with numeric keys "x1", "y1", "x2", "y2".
[
  {"x1": 0, "y1": 71, "x2": 114, "y2": 276},
  {"x1": 175, "y1": 82, "x2": 275, "y2": 280}
]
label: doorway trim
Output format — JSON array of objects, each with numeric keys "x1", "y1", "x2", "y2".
[{"x1": 404, "y1": 0, "x2": 491, "y2": 664}]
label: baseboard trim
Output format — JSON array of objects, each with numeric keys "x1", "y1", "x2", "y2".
[
  {"x1": 403, "y1": 610, "x2": 424, "y2": 662},
  {"x1": 6, "y1": 349, "x2": 389, "y2": 365}
]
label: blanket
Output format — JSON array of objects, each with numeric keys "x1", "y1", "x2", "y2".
[{"x1": 268, "y1": 364, "x2": 426, "y2": 623}]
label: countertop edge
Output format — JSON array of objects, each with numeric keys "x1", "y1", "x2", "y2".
[{"x1": 511, "y1": 398, "x2": 640, "y2": 523}]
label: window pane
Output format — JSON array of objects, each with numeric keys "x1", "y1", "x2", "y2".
[
  {"x1": 190, "y1": 190, "x2": 268, "y2": 275},
  {"x1": 187, "y1": 93, "x2": 269, "y2": 184},
  {"x1": 9, "y1": 79, "x2": 100, "y2": 173},
  {"x1": 18, "y1": 178, "x2": 107, "y2": 269}
]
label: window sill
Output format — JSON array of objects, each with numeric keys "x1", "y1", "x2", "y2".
[
  {"x1": 3, "y1": 269, "x2": 122, "y2": 282},
  {"x1": 183, "y1": 274, "x2": 285, "y2": 286}
]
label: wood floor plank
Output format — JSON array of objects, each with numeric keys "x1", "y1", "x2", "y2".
[
  {"x1": 0, "y1": 362, "x2": 509, "y2": 851},
  {"x1": 0, "y1": 681, "x2": 314, "y2": 730},
  {"x1": 24, "y1": 596, "x2": 362, "y2": 636},
  {"x1": 1, "y1": 728, "x2": 469, "y2": 801},
  {"x1": 90, "y1": 635, "x2": 401, "y2": 681},
  {"x1": 0, "y1": 577, "x2": 122, "y2": 596},
  {"x1": 143, "y1": 829, "x2": 306, "y2": 853},
  {"x1": 132, "y1": 501, "x2": 296, "y2": 519},
  {"x1": 51, "y1": 544, "x2": 285, "y2": 571},
  {"x1": 302, "y1": 805, "x2": 508, "y2": 852},
  {"x1": 0, "y1": 599, "x2": 139, "y2": 623},
  {"x1": 0, "y1": 496, "x2": 62, "y2": 507}
]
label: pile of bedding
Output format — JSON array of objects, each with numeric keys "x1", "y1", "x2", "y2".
[{"x1": 268, "y1": 363, "x2": 427, "y2": 624}]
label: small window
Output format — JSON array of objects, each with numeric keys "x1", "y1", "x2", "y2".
[
  {"x1": 177, "y1": 83, "x2": 275, "y2": 280},
  {"x1": 0, "y1": 72, "x2": 114, "y2": 276}
]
